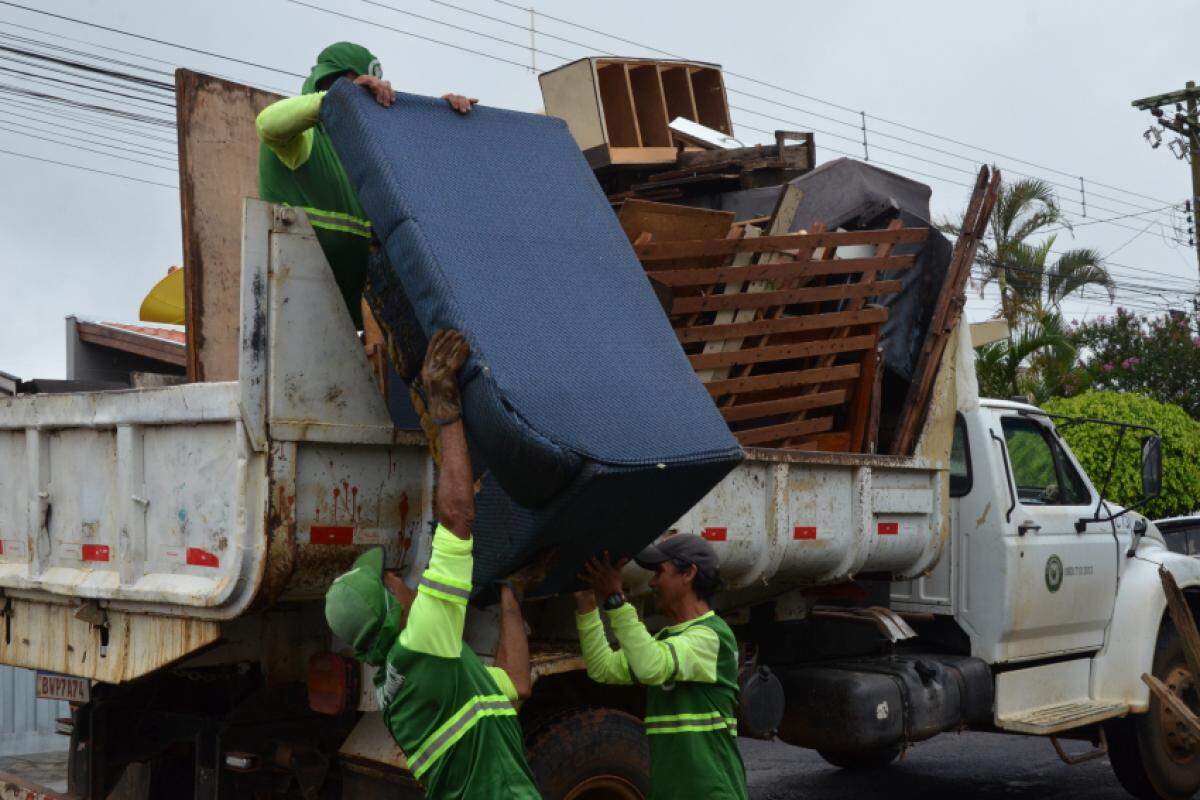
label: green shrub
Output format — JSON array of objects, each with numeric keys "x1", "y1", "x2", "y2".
[{"x1": 1042, "y1": 391, "x2": 1200, "y2": 519}]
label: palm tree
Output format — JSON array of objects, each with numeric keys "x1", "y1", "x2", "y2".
[
  {"x1": 944, "y1": 177, "x2": 1115, "y2": 321},
  {"x1": 974, "y1": 311, "x2": 1076, "y2": 401},
  {"x1": 942, "y1": 177, "x2": 1112, "y2": 401}
]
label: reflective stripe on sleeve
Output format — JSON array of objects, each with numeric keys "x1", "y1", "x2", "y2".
[
  {"x1": 644, "y1": 711, "x2": 737, "y2": 736},
  {"x1": 664, "y1": 641, "x2": 680, "y2": 682},
  {"x1": 418, "y1": 574, "x2": 472, "y2": 605},
  {"x1": 406, "y1": 694, "x2": 516, "y2": 777},
  {"x1": 298, "y1": 206, "x2": 373, "y2": 238}
]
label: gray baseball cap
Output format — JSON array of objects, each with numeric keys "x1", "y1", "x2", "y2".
[{"x1": 634, "y1": 533, "x2": 719, "y2": 579}]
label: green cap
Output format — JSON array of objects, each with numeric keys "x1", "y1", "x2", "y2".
[
  {"x1": 302, "y1": 41, "x2": 383, "y2": 95},
  {"x1": 324, "y1": 547, "x2": 403, "y2": 665}
]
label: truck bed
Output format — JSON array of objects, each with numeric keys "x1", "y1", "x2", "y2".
[{"x1": 0, "y1": 201, "x2": 953, "y2": 682}]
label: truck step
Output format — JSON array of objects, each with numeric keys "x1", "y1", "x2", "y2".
[{"x1": 998, "y1": 701, "x2": 1129, "y2": 735}]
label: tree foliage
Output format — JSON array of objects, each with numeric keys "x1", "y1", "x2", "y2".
[
  {"x1": 975, "y1": 312, "x2": 1074, "y2": 401},
  {"x1": 1065, "y1": 309, "x2": 1200, "y2": 419},
  {"x1": 942, "y1": 177, "x2": 1113, "y2": 401},
  {"x1": 1043, "y1": 391, "x2": 1200, "y2": 519}
]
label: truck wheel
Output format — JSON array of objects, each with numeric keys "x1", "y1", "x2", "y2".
[
  {"x1": 816, "y1": 746, "x2": 901, "y2": 770},
  {"x1": 526, "y1": 707, "x2": 650, "y2": 800},
  {"x1": 1106, "y1": 624, "x2": 1200, "y2": 800}
]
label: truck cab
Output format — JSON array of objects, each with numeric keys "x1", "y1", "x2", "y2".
[{"x1": 772, "y1": 393, "x2": 1200, "y2": 799}]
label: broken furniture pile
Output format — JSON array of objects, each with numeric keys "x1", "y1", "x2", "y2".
[
  {"x1": 620, "y1": 198, "x2": 924, "y2": 452},
  {"x1": 617, "y1": 165, "x2": 1000, "y2": 456},
  {"x1": 538, "y1": 57, "x2": 815, "y2": 204}
]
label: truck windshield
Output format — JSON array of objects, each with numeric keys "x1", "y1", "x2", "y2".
[{"x1": 1001, "y1": 416, "x2": 1090, "y2": 506}]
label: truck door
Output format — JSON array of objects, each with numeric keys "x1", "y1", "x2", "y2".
[{"x1": 994, "y1": 413, "x2": 1119, "y2": 661}]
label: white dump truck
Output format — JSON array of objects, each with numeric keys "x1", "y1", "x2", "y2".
[{"x1": 0, "y1": 201, "x2": 1193, "y2": 800}]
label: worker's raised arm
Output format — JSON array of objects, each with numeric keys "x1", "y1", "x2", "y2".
[
  {"x1": 577, "y1": 554, "x2": 720, "y2": 685},
  {"x1": 398, "y1": 331, "x2": 474, "y2": 658},
  {"x1": 256, "y1": 93, "x2": 324, "y2": 170},
  {"x1": 422, "y1": 330, "x2": 473, "y2": 540},
  {"x1": 399, "y1": 524, "x2": 473, "y2": 657},
  {"x1": 574, "y1": 592, "x2": 634, "y2": 685}
]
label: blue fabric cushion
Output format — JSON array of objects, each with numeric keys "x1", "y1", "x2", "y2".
[{"x1": 322, "y1": 81, "x2": 743, "y2": 591}]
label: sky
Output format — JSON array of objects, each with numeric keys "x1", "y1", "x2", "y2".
[{"x1": 1, "y1": 0, "x2": 1198, "y2": 379}]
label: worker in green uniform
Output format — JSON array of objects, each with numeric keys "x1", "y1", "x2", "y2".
[
  {"x1": 257, "y1": 42, "x2": 476, "y2": 328},
  {"x1": 575, "y1": 536, "x2": 748, "y2": 800},
  {"x1": 324, "y1": 329, "x2": 541, "y2": 799}
]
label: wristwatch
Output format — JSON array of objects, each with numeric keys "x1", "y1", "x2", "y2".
[{"x1": 603, "y1": 591, "x2": 627, "y2": 611}]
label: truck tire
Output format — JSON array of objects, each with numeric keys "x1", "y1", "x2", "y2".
[
  {"x1": 1106, "y1": 623, "x2": 1200, "y2": 800},
  {"x1": 526, "y1": 707, "x2": 650, "y2": 800},
  {"x1": 816, "y1": 746, "x2": 901, "y2": 770}
]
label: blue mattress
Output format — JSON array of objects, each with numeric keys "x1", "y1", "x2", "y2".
[{"x1": 322, "y1": 81, "x2": 743, "y2": 594}]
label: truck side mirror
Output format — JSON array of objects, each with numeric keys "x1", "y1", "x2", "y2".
[{"x1": 1142, "y1": 435, "x2": 1163, "y2": 499}]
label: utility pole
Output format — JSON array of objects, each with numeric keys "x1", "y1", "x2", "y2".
[{"x1": 1132, "y1": 82, "x2": 1200, "y2": 305}]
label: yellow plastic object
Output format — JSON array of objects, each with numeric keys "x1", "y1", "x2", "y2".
[{"x1": 139, "y1": 268, "x2": 185, "y2": 325}]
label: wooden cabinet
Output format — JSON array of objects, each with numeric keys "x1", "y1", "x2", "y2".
[{"x1": 539, "y1": 58, "x2": 732, "y2": 168}]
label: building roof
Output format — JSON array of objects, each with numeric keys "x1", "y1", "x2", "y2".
[
  {"x1": 75, "y1": 320, "x2": 186, "y2": 367},
  {"x1": 98, "y1": 321, "x2": 186, "y2": 346}
]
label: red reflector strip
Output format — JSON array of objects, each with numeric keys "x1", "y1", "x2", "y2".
[
  {"x1": 310, "y1": 525, "x2": 355, "y2": 545},
  {"x1": 877, "y1": 522, "x2": 899, "y2": 536},
  {"x1": 186, "y1": 547, "x2": 220, "y2": 568},
  {"x1": 81, "y1": 544, "x2": 110, "y2": 562},
  {"x1": 702, "y1": 527, "x2": 727, "y2": 542},
  {"x1": 794, "y1": 526, "x2": 817, "y2": 540}
]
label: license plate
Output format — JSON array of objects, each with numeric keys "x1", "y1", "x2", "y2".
[{"x1": 35, "y1": 671, "x2": 90, "y2": 702}]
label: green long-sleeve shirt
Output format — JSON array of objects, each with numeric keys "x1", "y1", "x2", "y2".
[
  {"x1": 256, "y1": 90, "x2": 372, "y2": 327},
  {"x1": 577, "y1": 605, "x2": 748, "y2": 799},
  {"x1": 377, "y1": 526, "x2": 538, "y2": 798},
  {"x1": 577, "y1": 604, "x2": 721, "y2": 685}
]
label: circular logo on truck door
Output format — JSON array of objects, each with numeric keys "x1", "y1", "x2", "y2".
[{"x1": 1045, "y1": 555, "x2": 1063, "y2": 593}]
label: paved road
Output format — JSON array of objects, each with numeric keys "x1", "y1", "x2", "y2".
[
  {"x1": 1, "y1": 735, "x2": 1135, "y2": 799},
  {"x1": 741, "y1": 733, "x2": 1131, "y2": 799}
]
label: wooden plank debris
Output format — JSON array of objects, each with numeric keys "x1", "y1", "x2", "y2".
[
  {"x1": 1161, "y1": 568, "x2": 1200, "y2": 684},
  {"x1": 889, "y1": 165, "x2": 1001, "y2": 455},
  {"x1": 617, "y1": 199, "x2": 734, "y2": 244}
]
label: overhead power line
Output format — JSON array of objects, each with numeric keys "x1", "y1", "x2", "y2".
[
  {"x1": 0, "y1": 120, "x2": 176, "y2": 171},
  {"x1": 337, "y1": 0, "x2": 1182, "y2": 235},
  {"x1": 0, "y1": 108, "x2": 177, "y2": 159},
  {"x1": 284, "y1": 0, "x2": 531, "y2": 69},
  {"x1": 2, "y1": 0, "x2": 1192, "y2": 304},
  {"x1": 0, "y1": 1, "x2": 304, "y2": 79},
  {"x1": 489, "y1": 0, "x2": 1177, "y2": 209},
  {"x1": 0, "y1": 145, "x2": 176, "y2": 189}
]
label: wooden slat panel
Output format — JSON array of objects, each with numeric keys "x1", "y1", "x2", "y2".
[
  {"x1": 677, "y1": 307, "x2": 889, "y2": 344},
  {"x1": 721, "y1": 390, "x2": 846, "y2": 423},
  {"x1": 736, "y1": 416, "x2": 834, "y2": 446},
  {"x1": 693, "y1": 224, "x2": 759, "y2": 382},
  {"x1": 636, "y1": 228, "x2": 928, "y2": 261},
  {"x1": 699, "y1": 190, "x2": 802, "y2": 388},
  {"x1": 648, "y1": 254, "x2": 916, "y2": 287},
  {"x1": 781, "y1": 221, "x2": 904, "y2": 447},
  {"x1": 704, "y1": 364, "x2": 860, "y2": 397},
  {"x1": 689, "y1": 334, "x2": 876, "y2": 370},
  {"x1": 671, "y1": 280, "x2": 902, "y2": 315}
]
